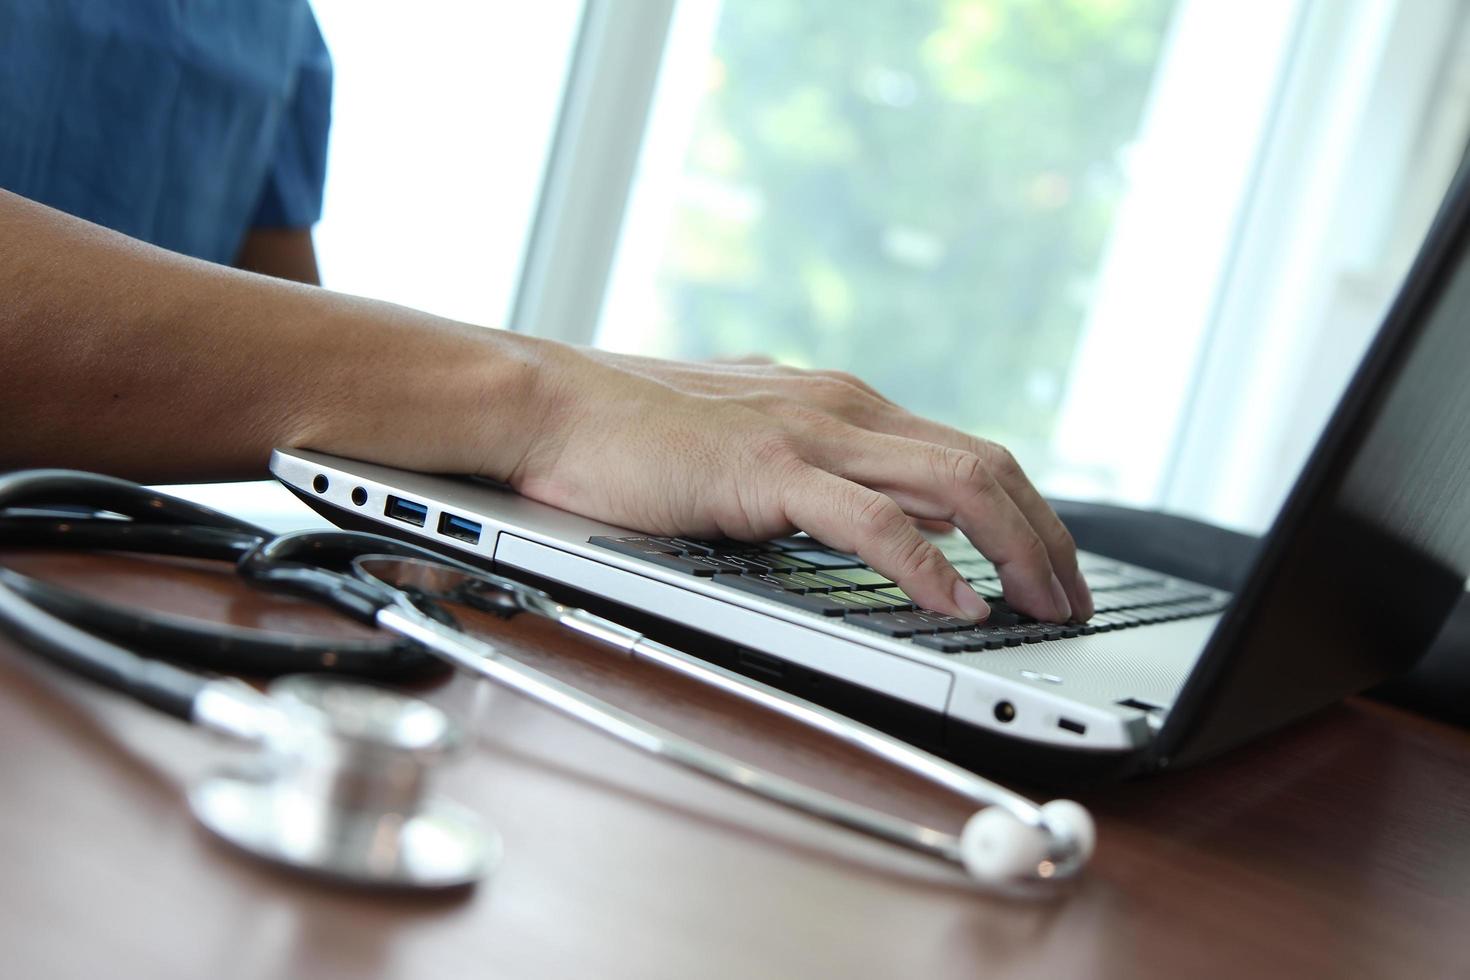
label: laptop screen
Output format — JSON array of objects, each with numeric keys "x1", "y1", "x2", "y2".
[{"x1": 1158, "y1": 160, "x2": 1470, "y2": 767}]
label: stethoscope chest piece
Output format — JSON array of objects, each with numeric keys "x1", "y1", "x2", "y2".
[{"x1": 188, "y1": 675, "x2": 498, "y2": 890}]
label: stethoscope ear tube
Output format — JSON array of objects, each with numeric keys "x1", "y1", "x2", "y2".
[
  {"x1": 2, "y1": 567, "x2": 440, "y2": 679},
  {"x1": 0, "y1": 517, "x2": 262, "y2": 562},
  {"x1": 0, "y1": 517, "x2": 442, "y2": 680},
  {"x1": 365, "y1": 573, "x2": 1095, "y2": 891},
  {"x1": 0, "y1": 567, "x2": 205, "y2": 720},
  {"x1": 0, "y1": 469, "x2": 273, "y2": 537}
]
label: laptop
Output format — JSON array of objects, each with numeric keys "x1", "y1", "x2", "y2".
[{"x1": 272, "y1": 165, "x2": 1470, "y2": 782}]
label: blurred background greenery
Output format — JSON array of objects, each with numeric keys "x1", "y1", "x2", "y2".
[{"x1": 627, "y1": 0, "x2": 1176, "y2": 477}]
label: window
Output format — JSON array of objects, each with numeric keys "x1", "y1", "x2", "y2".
[
  {"x1": 593, "y1": 0, "x2": 1470, "y2": 532},
  {"x1": 166, "y1": 1, "x2": 1470, "y2": 538},
  {"x1": 310, "y1": 0, "x2": 584, "y2": 328},
  {"x1": 161, "y1": 1, "x2": 585, "y2": 526},
  {"x1": 599, "y1": 0, "x2": 1180, "y2": 492}
]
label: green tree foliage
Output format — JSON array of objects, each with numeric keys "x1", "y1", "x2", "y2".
[{"x1": 648, "y1": 0, "x2": 1176, "y2": 472}]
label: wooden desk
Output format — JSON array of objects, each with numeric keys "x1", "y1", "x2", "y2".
[{"x1": 2, "y1": 550, "x2": 1468, "y2": 979}]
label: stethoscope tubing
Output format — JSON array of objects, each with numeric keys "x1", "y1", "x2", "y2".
[
  {"x1": 375, "y1": 600, "x2": 965, "y2": 864},
  {"x1": 0, "y1": 472, "x2": 1092, "y2": 888},
  {"x1": 252, "y1": 535, "x2": 1078, "y2": 875},
  {"x1": 527, "y1": 594, "x2": 1044, "y2": 825},
  {"x1": 0, "y1": 565, "x2": 206, "y2": 720}
]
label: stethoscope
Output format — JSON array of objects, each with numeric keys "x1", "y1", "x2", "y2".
[{"x1": 0, "y1": 469, "x2": 1095, "y2": 894}]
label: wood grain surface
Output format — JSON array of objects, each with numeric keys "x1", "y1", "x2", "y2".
[{"x1": 1, "y1": 549, "x2": 1468, "y2": 979}]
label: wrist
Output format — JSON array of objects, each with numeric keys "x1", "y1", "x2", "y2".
[{"x1": 281, "y1": 294, "x2": 560, "y2": 483}]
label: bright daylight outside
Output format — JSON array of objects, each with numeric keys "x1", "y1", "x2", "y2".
[
  {"x1": 189, "y1": 0, "x2": 1463, "y2": 535},
  {"x1": 598, "y1": 0, "x2": 1179, "y2": 497}
]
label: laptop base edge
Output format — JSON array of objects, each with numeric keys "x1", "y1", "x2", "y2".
[{"x1": 283, "y1": 483, "x2": 1151, "y2": 789}]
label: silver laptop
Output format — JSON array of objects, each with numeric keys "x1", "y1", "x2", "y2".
[{"x1": 272, "y1": 165, "x2": 1470, "y2": 780}]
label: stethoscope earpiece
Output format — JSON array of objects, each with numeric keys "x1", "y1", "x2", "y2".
[{"x1": 959, "y1": 799, "x2": 1096, "y2": 887}]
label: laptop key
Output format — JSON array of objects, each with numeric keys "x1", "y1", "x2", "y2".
[
  {"x1": 961, "y1": 629, "x2": 1011, "y2": 650},
  {"x1": 684, "y1": 554, "x2": 755, "y2": 575},
  {"x1": 883, "y1": 611, "x2": 966, "y2": 634},
  {"x1": 913, "y1": 634, "x2": 968, "y2": 653},
  {"x1": 716, "y1": 554, "x2": 782, "y2": 573},
  {"x1": 609, "y1": 552, "x2": 734, "y2": 577},
  {"x1": 752, "y1": 554, "x2": 813, "y2": 572},
  {"x1": 862, "y1": 591, "x2": 913, "y2": 609},
  {"x1": 873, "y1": 587, "x2": 916, "y2": 610},
  {"x1": 790, "y1": 592, "x2": 869, "y2": 616},
  {"x1": 828, "y1": 590, "x2": 890, "y2": 610},
  {"x1": 980, "y1": 607, "x2": 1022, "y2": 627},
  {"x1": 934, "y1": 628, "x2": 1004, "y2": 651},
  {"x1": 969, "y1": 580, "x2": 1005, "y2": 600},
  {"x1": 590, "y1": 535, "x2": 684, "y2": 559},
  {"x1": 783, "y1": 571, "x2": 841, "y2": 592},
  {"x1": 984, "y1": 625, "x2": 1033, "y2": 646},
  {"x1": 739, "y1": 572, "x2": 796, "y2": 591},
  {"x1": 935, "y1": 537, "x2": 983, "y2": 559},
  {"x1": 951, "y1": 559, "x2": 996, "y2": 576},
  {"x1": 848, "y1": 613, "x2": 917, "y2": 638},
  {"x1": 819, "y1": 567, "x2": 896, "y2": 589},
  {"x1": 921, "y1": 611, "x2": 981, "y2": 631},
  {"x1": 784, "y1": 550, "x2": 864, "y2": 569},
  {"x1": 720, "y1": 575, "x2": 853, "y2": 616}
]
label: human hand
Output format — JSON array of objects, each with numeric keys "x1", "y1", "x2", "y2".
[
  {"x1": 508, "y1": 347, "x2": 1091, "y2": 623},
  {"x1": 0, "y1": 179, "x2": 1088, "y2": 621}
]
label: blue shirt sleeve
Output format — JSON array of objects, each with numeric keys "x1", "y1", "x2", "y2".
[{"x1": 250, "y1": 13, "x2": 332, "y2": 229}]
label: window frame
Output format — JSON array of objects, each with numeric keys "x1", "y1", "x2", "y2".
[
  {"x1": 514, "y1": 0, "x2": 1470, "y2": 532},
  {"x1": 507, "y1": 0, "x2": 677, "y2": 343}
]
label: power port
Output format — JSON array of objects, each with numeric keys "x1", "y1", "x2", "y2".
[
  {"x1": 312, "y1": 474, "x2": 329, "y2": 494},
  {"x1": 993, "y1": 700, "x2": 1016, "y2": 723}
]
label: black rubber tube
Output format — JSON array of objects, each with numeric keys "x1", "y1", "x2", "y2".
[{"x1": 0, "y1": 567, "x2": 204, "y2": 720}]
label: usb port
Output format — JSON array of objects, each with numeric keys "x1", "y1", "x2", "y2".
[
  {"x1": 1057, "y1": 717, "x2": 1087, "y2": 736},
  {"x1": 438, "y1": 512, "x2": 482, "y2": 544},
  {"x1": 384, "y1": 495, "x2": 427, "y2": 527}
]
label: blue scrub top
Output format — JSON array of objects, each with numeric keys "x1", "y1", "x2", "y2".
[{"x1": 0, "y1": 0, "x2": 332, "y2": 265}]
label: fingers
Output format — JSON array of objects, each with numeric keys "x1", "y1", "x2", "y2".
[
  {"x1": 712, "y1": 366, "x2": 1086, "y2": 619},
  {"x1": 779, "y1": 466, "x2": 992, "y2": 621},
  {"x1": 807, "y1": 431, "x2": 1073, "y2": 622},
  {"x1": 854, "y1": 411, "x2": 1092, "y2": 620},
  {"x1": 577, "y1": 351, "x2": 1087, "y2": 620}
]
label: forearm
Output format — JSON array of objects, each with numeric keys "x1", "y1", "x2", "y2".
[
  {"x1": 0, "y1": 190, "x2": 1090, "y2": 623},
  {"x1": 0, "y1": 190, "x2": 547, "y2": 483}
]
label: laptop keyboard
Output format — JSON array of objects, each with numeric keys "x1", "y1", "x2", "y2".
[{"x1": 589, "y1": 533, "x2": 1231, "y2": 654}]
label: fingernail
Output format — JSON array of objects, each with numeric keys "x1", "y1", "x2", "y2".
[
  {"x1": 953, "y1": 580, "x2": 991, "y2": 621},
  {"x1": 1049, "y1": 573, "x2": 1073, "y2": 622}
]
